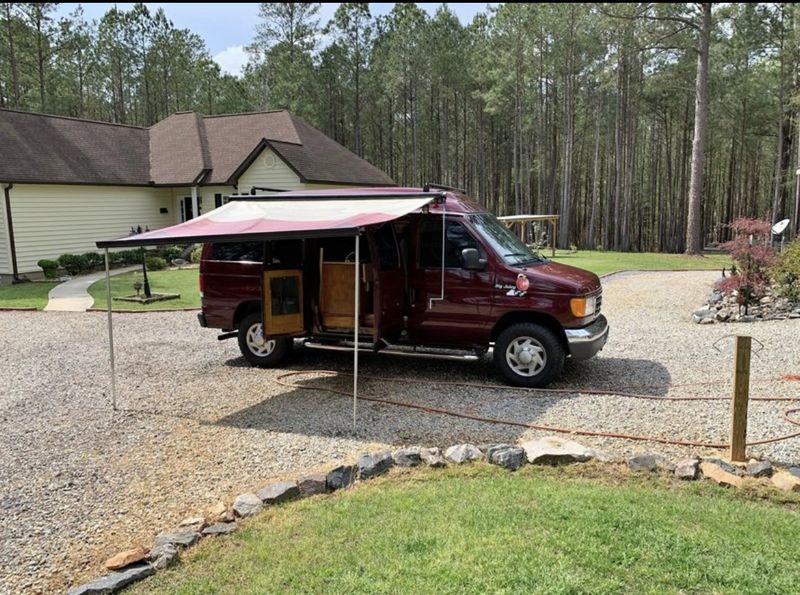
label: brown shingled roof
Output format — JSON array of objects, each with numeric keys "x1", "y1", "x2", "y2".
[
  {"x1": 0, "y1": 108, "x2": 150, "y2": 185},
  {"x1": 0, "y1": 108, "x2": 395, "y2": 187}
]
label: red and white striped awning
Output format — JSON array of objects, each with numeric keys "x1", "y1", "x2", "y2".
[{"x1": 96, "y1": 190, "x2": 441, "y2": 248}]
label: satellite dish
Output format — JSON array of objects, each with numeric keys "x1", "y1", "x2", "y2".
[{"x1": 772, "y1": 219, "x2": 790, "y2": 235}]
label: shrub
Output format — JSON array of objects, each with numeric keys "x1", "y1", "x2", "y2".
[
  {"x1": 158, "y1": 245, "x2": 183, "y2": 262},
  {"x1": 108, "y1": 252, "x2": 124, "y2": 266},
  {"x1": 37, "y1": 259, "x2": 59, "y2": 279},
  {"x1": 57, "y1": 253, "x2": 90, "y2": 276},
  {"x1": 118, "y1": 249, "x2": 142, "y2": 265},
  {"x1": 716, "y1": 218, "x2": 777, "y2": 308},
  {"x1": 145, "y1": 256, "x2": 167, "y2": 271},
  {"x1": 190, "y1": 246, "x2": 203, "y2": 263},
  {"x1": 771, "y1": 238, "x2": 800, "y2": 302},
  {"x1": 82, "y1": 252, "x2": 104, "y2": 270}
]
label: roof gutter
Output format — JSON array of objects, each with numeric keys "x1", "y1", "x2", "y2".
[{"x1": 2, "y1": 183, "x2": 19, "y2": 281}]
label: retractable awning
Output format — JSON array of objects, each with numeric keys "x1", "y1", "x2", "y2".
[
  {"x1": 95, "y1": 190, "x2": 445, "y2": 433},
  {"x1": 97, "y1": 191, "x2": 442, "y2": 248}
]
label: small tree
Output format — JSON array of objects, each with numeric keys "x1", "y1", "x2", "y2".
[{"x1": 716, "y1": 218, "x2": 776, "y2": 311}]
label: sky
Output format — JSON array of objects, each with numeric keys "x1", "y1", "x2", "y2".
[{"x1": 55, "y1": 3, "x2": 491, "y2": 77}]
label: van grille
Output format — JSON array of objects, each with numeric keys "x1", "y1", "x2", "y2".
[{"x1": 595, "y1": 292, "x2": 602, "y2": 314}]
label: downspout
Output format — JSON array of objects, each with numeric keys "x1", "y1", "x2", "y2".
[{"x1": 2, "y1": 183, "x2": 19, "y2": 281}]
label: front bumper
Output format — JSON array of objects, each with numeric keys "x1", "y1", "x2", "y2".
[{"x1": 565, "y1": 314, "x2": 609, "y2": 360}]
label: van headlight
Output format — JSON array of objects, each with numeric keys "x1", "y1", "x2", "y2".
[{"x1": 570, "y1": 296, "x2": 597, "y2": 318}]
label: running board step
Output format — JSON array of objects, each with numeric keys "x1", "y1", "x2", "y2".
[{"x1": 303, "y1": 341, "x2": 481, "y2": 362}]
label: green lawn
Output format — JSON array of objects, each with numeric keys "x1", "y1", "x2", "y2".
[
  {"x1": 551, "y1": 250, "x2": 730, "y2": 277},
  {"x1": 87, "y1": 268, "x2": 200, "y2": 310},
  {"x1": 0, "y1": 281, "x2": 57, "y2": 310},
  {"x1": 132, "y1": 465, "x2": 800, "y2": 594}
]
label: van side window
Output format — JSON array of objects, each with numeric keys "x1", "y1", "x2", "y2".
[
  {"x1": 373, "y1": 223, "x2": 399, "y2": 270},
  {"x1": 210, "y1": 242, "x2": 263, "y2": 262},
  {"x1": 419, "y1": 219, "x2": 483, "y2": 269}
]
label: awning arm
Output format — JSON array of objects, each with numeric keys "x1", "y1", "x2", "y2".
[
  {"x1": 104, "y1": 248, "x2": 117, "y2": 411},
  {"x1": 353, "y1": 232, "x2": 360, "y2": 433}
]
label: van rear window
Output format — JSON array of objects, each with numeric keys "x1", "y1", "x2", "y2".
[{"x1": 210, "y1": 242, "x2": 263, "y2": 262}]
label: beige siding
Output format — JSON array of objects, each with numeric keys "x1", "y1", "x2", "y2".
[
  {"x1": 10, "y1": 184, "x2": 174, "y2": 273},
  {"x1": 237, "y1": 147, "x2": 345, "y2": 193},
  {"x1": 0, "y1": 192, "x2": 10, "y2": 275}
]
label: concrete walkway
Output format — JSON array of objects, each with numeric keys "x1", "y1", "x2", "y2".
[{"x1": 44, "y1": 266, "x2": 139, "y2": 312}]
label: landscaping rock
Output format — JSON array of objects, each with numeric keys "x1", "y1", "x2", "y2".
[
  {"x1": 700, "y1": 461, "x2": 744, "y2": 488},
  {"x1": 702, "y1": 457, "x2": 745, "y2": 477},
  {"x1": 208, "y1": 501, "x2": 232, "y2": 523},
  {"x1": 444, "y1": 444, "x2": 483, "y2": 464},
  {"x1": 521, "y1": 437, "x2": 593, "y2": 465},
  {"x1": 627, "y1": 454, "x2": 660, "y2": 472},
  {"x1": 202, "y1": 523, "x2": 237, "y2": 536},
  {"x1": 153, "y1": 530, "x2": 199, "y2": 549},
  {"x1": 487, "y1": 446, "x2": 525, "y2": 471},
  {"x1": 674, "y1": 459, "x2": 699, "y2": 480},
  {"x1": 587, "y1": 449, "x2": 618, "y2": 463},
  {"x1": 232, "y1": 493, "x2": 263, "y2": 518},
  {"x1": 393, "y1": 447, "x2": 422, "y2": 467},
  {"x1": 326, "y1": 465, "x2": 357, "y2": 491},
  {"x1": 745, "y1": 459, "x2": 773, "y2": 478},
  {"x1": 257, "y1": 481, "x2": 299, "y2": 504},
  {"x1": 419, "y1": 447, "x2": 447, "y2": 468},
  {"x1": 788, "y1": 467, "x2": 800, "y2": 479},
  {"x1": 772, "y1": 471, "x2": 800, "y2": 492},
  {"x1": 148, "y1": 543, "x2": 178, "y2": 570},
  {"x1": 104, "y1": 546, "x2": 147, "y2": 571},
  {"x1": 178, "y1": 516, "x2": 206, "y2": 533},
  {"x1": 358, "y1": 451, "x2": 394, "y2": 479},
  {"x1": 67, "y1": 563, "x2": 154, "y2": 595},
  {"x1": 297, "y1": 474, "x2": 328, "y2": 496}
]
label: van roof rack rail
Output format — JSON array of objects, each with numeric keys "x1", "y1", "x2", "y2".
[{"x1": 423, "y1": 182, "x2": 466, "y2": 194}]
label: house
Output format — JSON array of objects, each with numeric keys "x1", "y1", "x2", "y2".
[{"x1": 0, "y1": 108, "x2": 394, "y2": 282}]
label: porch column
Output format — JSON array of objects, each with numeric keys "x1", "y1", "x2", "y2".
[{"x1": 191, "y1": 186, "x2": 199, "y2": 220}]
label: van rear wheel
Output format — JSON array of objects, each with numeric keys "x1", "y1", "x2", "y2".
[
  {"x1": 237, "y1": 312, "x2": 291, "y2": 367},
  {"x1": 494, "y1": 322, "x2": 564, "y2": 388}
]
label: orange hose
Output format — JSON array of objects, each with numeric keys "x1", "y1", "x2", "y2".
[{"x1": 274, "y1": 370, "x2": 800, "y2": 450}]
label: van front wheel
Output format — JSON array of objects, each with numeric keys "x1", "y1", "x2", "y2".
[
  {"x1": 494, "y1": 322, "x2": 564, "y2": 388},
  {"x1": 237, "y1": 312, "x2": 291, "y2": 367}
]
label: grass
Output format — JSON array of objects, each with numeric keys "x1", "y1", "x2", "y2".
[
  {"x1": 132, "y1": 464, "x2": 800, "y2": 595},
  {"x1": 87, "y1": 268, "x2": 200, "y2": 310},
  {"x1": 551, "y1": 250, "x2": 731, "y2": 277},
  {"x1": 0, "y1": 281, "x2": 57, "y2": 310}
]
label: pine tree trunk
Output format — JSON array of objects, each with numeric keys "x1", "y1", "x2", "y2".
[{"x1": 685, "y1": 3, "x2": 711, "y2": 255}]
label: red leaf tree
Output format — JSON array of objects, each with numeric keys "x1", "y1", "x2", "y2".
[{"x1": 716, "y1": 218, "x2": 776, "y2": 310}]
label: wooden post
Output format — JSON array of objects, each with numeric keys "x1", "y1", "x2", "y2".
[
  {"x1": 551, "y1": 218, "x2": 557, "y2": 257},
  {"x1": 729, "y1": 335, "x2": 751, "y2": 462}
]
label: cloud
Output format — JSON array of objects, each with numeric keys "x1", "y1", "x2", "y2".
[{"x1": 213, "y1": 45, "x2": 248, "y2": 77}]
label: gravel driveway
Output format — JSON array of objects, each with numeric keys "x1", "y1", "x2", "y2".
[{"x1": 1, "y1": 270, "x2": 799, "y2": 593}]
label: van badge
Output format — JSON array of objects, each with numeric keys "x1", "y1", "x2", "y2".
[{"x1": 516, "y1": 274, "x2": 530, "y2": 292}]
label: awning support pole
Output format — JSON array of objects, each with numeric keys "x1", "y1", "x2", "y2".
[
  {"x1": 104, "y1": 248, "x2": 117, "y2": 411},
  {"x1": 353, "y1": 232, "x2": 360, "y2": 433}
]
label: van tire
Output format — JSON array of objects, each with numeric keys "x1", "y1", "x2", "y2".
[
  {"x1": 494, "y1": 322, "x2": 564, "y2": 388},
  {"x1": 237, "y1": 312, "x2": 291, "y2": 367}
]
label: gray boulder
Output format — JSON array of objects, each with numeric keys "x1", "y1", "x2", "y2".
[
  {"x1": 67, "y1": 563, "x2": 154, "y2": 595},
  {"x1": 297, "y1": 474, "x2": 328, "y2": 496},
  {"x1": 674, "y1": 459, "x2": 699, "y2": 480},
  {"x1": 257, "y1": 481, "x2": 299, "y2": 504},
  {"x1": 702, "y1": 457, "x2": 745, "y2": 477},
  {"x1": 148, "y1": 543, "x2": 178, "y2": 570},
  {"x1": 521, "y1": 437, "x2": 593, "y2": 465},
  {"x1": 487, "y1": 446, "x2": 525, "y2": 471},
  {"x1": 444, "y1": 444, "x2": 483, "y2": 464},
  {"x1": 627, "y1": 454, "x2": 673, "y2": 472},
  {"x1": 326, "y1": 465, "x2": 357, "y2": 490},
  {"x1": 202, "y1": 523, "x2": 237, "y2": 536},
  {"x1": 153, "y1": 530, "x2": 199, "y2": 549},
  {"x1": 745, "y1": 459, "x2": 773, "y2": 478},
  {"x1": 232, "y1": 492, "x2": 263, "y2": 518},
  {"x1": 358, "y1": 451, "x2": 394, "y2": 479},
  {"x1": 393, "y1": 447, "x2": 423, "y2": 467},
  {"x1": 419, "y1": 447, "x2": 447, "y2": 468}
]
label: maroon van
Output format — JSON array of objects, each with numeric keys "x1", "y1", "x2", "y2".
[{"x1": 198, "y1": 188, "x2": 608, "y2": 387}]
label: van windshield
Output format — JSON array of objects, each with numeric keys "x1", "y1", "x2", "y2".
[{"x1": 468, "y1": 213, "x2": 544, "y2": 266}]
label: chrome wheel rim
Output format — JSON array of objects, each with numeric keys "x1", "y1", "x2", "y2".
[
  {"x1": 246, "y1": 323, "x2": 276, "y2": 357},
  {"x1": 506, "y1": 336, "x2": 546, "y2": 377}
]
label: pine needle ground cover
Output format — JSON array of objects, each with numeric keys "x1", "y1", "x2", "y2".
[{"x1": 132, "y1": 465, "x2": 800, "y2": 595}]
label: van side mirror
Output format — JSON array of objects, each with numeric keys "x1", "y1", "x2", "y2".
[{"x1": 461, "y1": 248, "x2": 487, "y2": 271}]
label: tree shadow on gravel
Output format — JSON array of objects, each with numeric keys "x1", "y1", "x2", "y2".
[{"x1": 212, "y1": 348, "x2": 671, "y2": 445}]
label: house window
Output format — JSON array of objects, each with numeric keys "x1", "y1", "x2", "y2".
[{"x1": 215, "y1": 193, "x2": 223, "y2": 209}]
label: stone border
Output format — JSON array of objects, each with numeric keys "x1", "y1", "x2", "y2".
[
  {"x1": 0, "y1": 307, "x2": 38, "y2": 312},
  {"x1": 86, "y1": 307, "x2": 201, "y2": 314},
  {"x1": 66, "y1": 437, "x2": 800, "y2": 594}
]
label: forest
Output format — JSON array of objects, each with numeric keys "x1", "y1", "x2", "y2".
[{"x1": 1, "y1": 3, "x2": 799, "y2": 253}]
